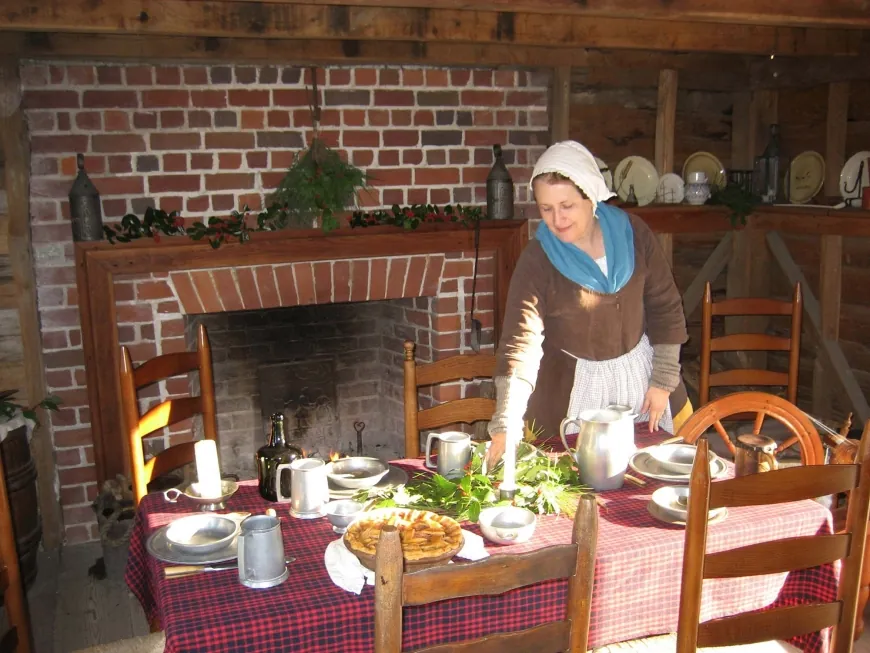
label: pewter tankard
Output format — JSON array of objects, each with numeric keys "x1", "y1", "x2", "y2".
[
  {"x1": 425, "y1": 432, "x2": 472, "y2": 479},
  {"x1": 237, "y1": 514, "x2": 288, "y2": 589},
  {"x1": 560, "y1": 408, "x2": 637, "y2": 491}
]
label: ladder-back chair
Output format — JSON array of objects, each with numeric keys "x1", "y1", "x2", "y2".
[
  {"x1": 402, "y1": 340, "x2": 495, "y2": 459},
  {"x1": 374, "y1": 494, "x2": 598, "y2": 653},
  {"x1": 120, "y1": 323, "x2": 218, "y2": 505},
  {"x1": 699, "y1": 282, "x2": 802, "y2": 407},
  {"x1": 0, "y1": 441, "x2": 32, "y2": 653},
  {"x1": 676, "y1": 428, "x2": 869, "y2": 653}
]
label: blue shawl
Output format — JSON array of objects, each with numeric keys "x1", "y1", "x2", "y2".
[{"x1": 535, "y1": 202, "x2": 635, "y2": 294}]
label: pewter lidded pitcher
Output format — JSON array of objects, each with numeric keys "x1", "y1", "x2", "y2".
[{"x1": 560, "y1": 408, "x2": 637, "y2": 491}]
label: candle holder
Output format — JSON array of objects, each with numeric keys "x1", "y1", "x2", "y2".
[
  {"x1": 183, "y1": 479, "x2": 239, "y2": 512},
  {"x1": 498, "y1": 486, "x2": 517, "y2": 501}
]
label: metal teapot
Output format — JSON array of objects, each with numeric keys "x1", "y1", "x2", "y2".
[{"x1": 560, "y1": 408, "x2": 637, "y2": 491}]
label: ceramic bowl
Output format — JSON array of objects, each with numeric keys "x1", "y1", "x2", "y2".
[
  {"x1": 165, "y1": 514, "x2": 239, "y2": 555},
  {"x1": 324, "y1": 457, "x2": 389, "y2": 490},
  {"x1": 478, "y1": 506, "x2": 537, "y2": 545},
  {"x1": 324, "y1": 499, "x2": 365, "y2": 534},
  {"x1": 647, "y1": 444, "x2": 717, "y2": 476}
]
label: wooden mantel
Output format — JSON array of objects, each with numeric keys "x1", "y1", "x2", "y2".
[{"x1": 76, "y1": 220, "x2": 528, "y2": 483}]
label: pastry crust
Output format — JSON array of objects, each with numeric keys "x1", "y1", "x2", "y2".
[{"x1": 345, "y1": 509, "x2": 462, "y2": 561}]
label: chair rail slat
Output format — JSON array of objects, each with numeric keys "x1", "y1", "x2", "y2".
[
  {"x1": 143, "y1": 441, "x2": 197, "y2": 485},
  {"x1": 711, "y1": 334, "x2": 791, "y2": 352},
  {"x1": 711, "y1": 297, "x2": 794, "y2": 316},
  {"x1": 708, "y1": 369, "x2": 789, "y2": 387},
  {"x1": 697, "y1": 602, "x2": 842, "y2": 648},
  {"x1": 704, "y1": 534, "x2": 851, "y2": 578},
  {"x1": 134, "y1": 352, "x2": 199, "y2": 388},
  {"x1": 709, "y1": 464, "x2": 858, "y2": 509},
  {"x1": 417, "y1": 398, "x2": 496, "y2": 431},
  {"x1": 403, "y1": 546, "x2": 577, "y2": 606},
  {"x1": 137, "y1": 396, "x2": 204, "y2": 439},
  {"x1": 415, "y1": 354, "x2": 496, "y2": 387},
  {"x1": 411, "y1": 621, "x2": 570, "y2": 653}
]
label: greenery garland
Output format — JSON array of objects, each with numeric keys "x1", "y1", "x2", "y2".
[
  {"x1": 353, "y1": 441, "x2": 590, "y2": 523},
  {"x1": 0, "y1": 391, "x2": 62, "y2": 426},
  {"x1": 103, "y1": 202, "x2": 485, "y2": 249}
]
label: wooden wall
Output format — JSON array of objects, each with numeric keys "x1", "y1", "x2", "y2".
[{"x1": 566, "y1": 69, "x2": 870, "y2": 421}]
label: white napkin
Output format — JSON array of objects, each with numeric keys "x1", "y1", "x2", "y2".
[
  {"x1": 455, "y1": 529, "x2": 489, "y2": 561},
  {"x1": 325, "y1": 529, "x2": 489, "y2": 594},
  {"x1": 325, "y1": 537, "x2": 374, "y2": 595}
]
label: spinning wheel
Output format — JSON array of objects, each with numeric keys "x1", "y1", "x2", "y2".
[{"x1": 676, "y1": 391, "x2": 824, "y2": 465}]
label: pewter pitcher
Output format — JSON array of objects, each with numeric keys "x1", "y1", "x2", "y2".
[
  {"x1": 237, "y1": 514, "x2": 287, "y2": 589},
  {"x1": 560, "y1": 408, "x2": 637, "y2": 491}
]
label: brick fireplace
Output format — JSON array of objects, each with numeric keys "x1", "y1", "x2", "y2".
[{"x1": 23, "y1": 59, "x2": 546, "y2": 543}]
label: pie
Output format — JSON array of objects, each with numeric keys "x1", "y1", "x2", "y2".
[{"x1": 344, "y1": 508, "x2": 462, "y2": 561}]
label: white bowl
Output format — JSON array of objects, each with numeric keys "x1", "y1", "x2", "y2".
[
  {"x1": 648, "y1": 443, "x2": 717, "y2": 476},
  {"x1": 478, "y1": 506, "x2": 536, "y2": 545}
]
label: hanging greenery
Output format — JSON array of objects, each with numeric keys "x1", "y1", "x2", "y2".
[{"x1": 709, "y1": 184, "x2": 761, "y2": 227}]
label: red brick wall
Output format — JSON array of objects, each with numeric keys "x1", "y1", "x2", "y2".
[{"x1": 22, "y1": 61, "x2": 547, "y2": 544}]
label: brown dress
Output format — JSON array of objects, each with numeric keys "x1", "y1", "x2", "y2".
[{"x1": 494, "y1": 214, "x2": 689, "y2": 439}]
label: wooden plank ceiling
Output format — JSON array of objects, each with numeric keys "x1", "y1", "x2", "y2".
[{"x1": 0, "y1": 0, "x2": 868, "y2": 67}]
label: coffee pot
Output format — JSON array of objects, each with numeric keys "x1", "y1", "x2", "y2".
[
  {"x1": 256, "y1": 413, "x2": 304, "y2": 502},
  {"x1": 560, "y1": 408, "x2": 637, "y2": 491}
]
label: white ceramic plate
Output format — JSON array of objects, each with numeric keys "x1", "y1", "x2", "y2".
[
  {"x1": 682, "y1": 151, "x2": 726, "y2": 190},
  {"x1": 789, "y1": 151, "x2": 825, "y2": 204},
  {"x1": 839, "y1": 151, "x2": 870, "y2": 202},
  {"x1": 595, "y1": 156, "x2": 614, "y2": 192},
  {"x1": 656, "y1": 173, "x2": 685, "y2": 204},
  {"x1": 647, "y1": 499, "x2": 728, "y2": 528},
  {"x1": 629, "y1": 450, "x2": 728, "y2": 484},
  {"x1": 614, "y1": 156, "x2": 659, "y2": 206},
  {"x1": 328, "y1": 464, "x2": 409, "y2": 499}
]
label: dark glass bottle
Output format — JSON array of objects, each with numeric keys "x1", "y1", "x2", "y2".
[
  {"x1": 256, "y1": 413, "x2": 304, "y2": 502},
  {"x1": 486, "y1": 144, "x2": 514, "y2": 220}
]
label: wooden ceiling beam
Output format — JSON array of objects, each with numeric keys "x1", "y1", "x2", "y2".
[
  {"x1": 120, "y1": 0, "x2": 870, "y2": 30},
  {"x1": 0, "y1": 0, "x2": 862, "y2": 57},
  {"x1": 751, "y1": 56, "x2": 870, "y2": 89}
]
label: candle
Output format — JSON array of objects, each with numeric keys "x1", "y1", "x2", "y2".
[
  {"x1": 194, "y1": 440, "x2": 223, "y2": 499},
  {"x1": 500, "y1": 425, "x2": 519, "y2": 500}
]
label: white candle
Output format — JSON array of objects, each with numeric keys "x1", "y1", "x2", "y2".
[
  {"x1": 194, "y1": 440, "x2": 223, "y2": 499},
  {"x1": 501, "y1": 425, "x2": 519, "y2": 495}
]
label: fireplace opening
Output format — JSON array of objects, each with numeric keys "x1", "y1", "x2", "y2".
[{"x1": 185, "y1": 298, "x2": 434, "y2": 479}]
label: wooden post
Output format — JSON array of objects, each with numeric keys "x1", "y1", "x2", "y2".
[
  {"x1": 813, "y1": 235, "x2": 843, "y2": 418},
  {"x1": 825, "y1": 82, "x2": 849, "y2": 198},
  {"x1": 0, "y1": 58, "x2": 62, "y2": 550},
  {"x1": 655, "y1": 69, "x2": 678, "y2": 268},
  {"x1": 550, "y1": 66, "x2": 571, "y2": 144}
]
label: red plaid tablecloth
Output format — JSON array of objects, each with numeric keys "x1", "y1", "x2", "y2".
[{"x1": 125, "y1": 426, "x2": 838, "y2": 653}]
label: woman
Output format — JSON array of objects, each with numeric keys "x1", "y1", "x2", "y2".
[{"x1": 486, "y1": 141, "x2": 692, "y2": 466}]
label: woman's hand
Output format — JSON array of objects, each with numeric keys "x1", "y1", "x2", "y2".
[
  {"x1": 642, "y1": 387, "x2": 670, "y2": 432},
  {"x1": 485, "y1": 432, "x2": 506, "y2": 470}
]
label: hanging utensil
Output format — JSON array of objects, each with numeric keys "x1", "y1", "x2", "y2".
[
  {"x1": 469, "y1": 217, "x2": 482, "y2": 353},
  {"x1": 354, "y1": 421, "x2": 366, "y2": 456}
]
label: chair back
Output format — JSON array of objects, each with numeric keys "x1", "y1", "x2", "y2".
[
  {"x1": 676, "y1": 424, "x2": 870, "y2": 653},
  {"x1": 699, "y1": 281, "x2": 802, "y2": 406},
  {"x1": 374, "y1": 494, "x2": 598, "y2": 653},
  {"x1": 120, "y1": 323, "x2": 218, "y2": 505},
  {"x1": 0, "y1": 446, "x2": 32, "y2": 653},
  {"x1": 402, "y1": 340, "x2": 495, "y2": 458}
]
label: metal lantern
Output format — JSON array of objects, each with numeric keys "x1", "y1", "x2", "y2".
[
  {"x1": 486, "y1": 144, "x2": 514, "y2": 220},
  {"x1": 68, "y1": 153, "x2": 104, "y2": 241},
  {"x1": 753, "y1": 124, "x2": 790, "y2": 204}
]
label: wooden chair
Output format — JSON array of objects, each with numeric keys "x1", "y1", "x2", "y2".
[
  {"x1": 699, "y1": 281, "x2": 802, "y2": 407},
  {"x1": 402, "y1": 340, "x2": 495, "y2": 458},
  {"x1": 676, "y1": 426, "x2": 870, "y2": 653},
  {"x1": 0, "y1": 439, "x2": 32, "y2": 653},
  {"x1": 374, "y1": 494, "x2": 598, "y2": 653},
  {"x1": 676, "y1": 391, "x2": 824, "y2": 465},
  {"x1": 120, "y1": 323, "x2": 218, "y2": 505}
]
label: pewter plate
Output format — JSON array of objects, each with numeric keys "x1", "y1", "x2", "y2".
[
  {"x1": 629, "y1": 451, "x2": 727, "y2": 484},
  {"x1": 328, "y1": 465, "x2": 409, "y2": 499},
  {"x1": 146, "y1": 513, "x2": 248, "y2": 565},
  {"x1": 165, "y1": 514, "x2": 239, "y2": 555}
]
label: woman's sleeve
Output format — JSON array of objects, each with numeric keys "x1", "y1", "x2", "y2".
[
  {"x1": 488, "y1": 246, "x2": 548, "y2": 439},
  {"x1": 637, "y1": 218, "x2": 688, "y2": 347}
]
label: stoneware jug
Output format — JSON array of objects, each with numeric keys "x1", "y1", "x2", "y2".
[{"x1": 560, "y1": 408, "x2": 637, "y2": 491}]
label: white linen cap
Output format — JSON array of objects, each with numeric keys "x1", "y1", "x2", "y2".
[{"x1": 530, "y1": 140, "x2": 616, "y2": 211}]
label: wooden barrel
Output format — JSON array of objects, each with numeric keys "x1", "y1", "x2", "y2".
[{"x1": 1, "y1": 423, "x2": 42, "y2": 588}]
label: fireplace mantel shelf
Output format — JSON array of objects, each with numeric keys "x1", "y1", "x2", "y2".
[{"x1": 76, "y1": 219, "x2": 529, "y2": 483}]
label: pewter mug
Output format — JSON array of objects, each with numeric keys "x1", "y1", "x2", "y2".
[
  {"x1": 237, "y1": 514, "x2": 287, "y2": 589},
  {"x1": 283, "y1": 458, "x2": 329, "y2": 518},
  {"x1": 735, "y1": 434, "x2": 778, "y2": 477},
  {"x1": 425, "y1": 431, "x2": 472, "y2": 479},
  {"x1": 560, "y1": 408, "x2": 637, "y2": 491}
]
